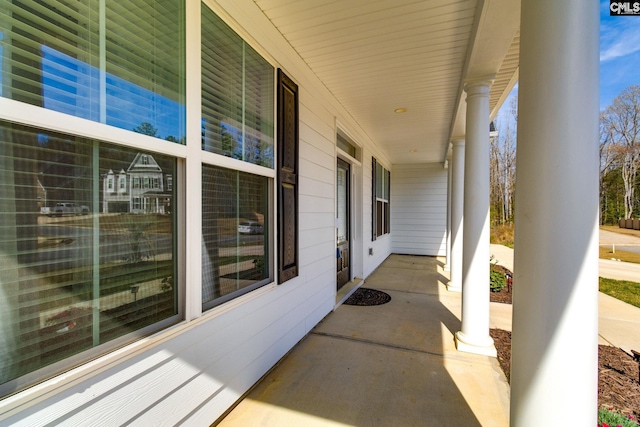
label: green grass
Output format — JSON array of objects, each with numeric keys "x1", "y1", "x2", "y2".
[
  {"x1": 599, "y1": 246, "x2": 640, "y2": 264},
  {"x1": 599, "y1": 277, "x2": 640, "y2": 308},
  {"x1": 490, "y1": 223, "x2": 514, "y2": 248}
]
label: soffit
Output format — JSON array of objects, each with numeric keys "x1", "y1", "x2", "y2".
[{"x1": 254, "y1": 0, "x2": 520, "y2": 165}]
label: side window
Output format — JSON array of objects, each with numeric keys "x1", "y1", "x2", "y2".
[
  {"x1": 200, "y1": 4, "x2": 274, "y2": 309},
  {"x1": 372, "y1": 157, "x2": 390, "y2": 240}
]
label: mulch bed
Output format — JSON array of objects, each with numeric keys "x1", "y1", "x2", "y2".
[
  {"x1": 488, "y1": 264, "x2": 640, "y2": 419},
  {"x1": 491, "y1": 329, "x2": 640, "y2": 420},
  {"x1": 490, "y1": 265, "x2": 513, "y2": 304}
]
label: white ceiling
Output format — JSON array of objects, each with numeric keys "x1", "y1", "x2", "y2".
[{"x1": 254, "y1": 0, "x2": 520, "y2": 165}]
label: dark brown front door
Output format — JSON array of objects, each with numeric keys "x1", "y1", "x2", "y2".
[{"x1": 336, "y1": 159, "x2": 350, "y2": 289}]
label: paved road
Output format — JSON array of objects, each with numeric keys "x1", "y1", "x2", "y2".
[
  {"x1": 599, "y1": 229, "x2": 640, "y2": 255},
  {"x1": 598, "y1": 229, "x2": 640, "y2": 281},
  {"x1": 490, "y1": 229, "x2": 640, "y2": 354},
  {"x1": 490, "y1": 239, "x2": 640, "y2": 283}
]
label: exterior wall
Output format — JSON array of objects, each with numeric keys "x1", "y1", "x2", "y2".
[
  {"x1": 0, "y1": 0, "x2": 394, "y2": 425},
  {"x1": 391, "y1": 164, "x2": 448, "y2": 256}
]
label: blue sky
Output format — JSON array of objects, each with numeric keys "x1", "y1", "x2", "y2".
[
  {"x1": 498, "y1": 2, "x2": 640, "y2": 122},
  {"x1": 600, "y1": 0, "x2": 640, "y2": 110}
]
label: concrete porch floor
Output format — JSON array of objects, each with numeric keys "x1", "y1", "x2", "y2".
[{"x1": 216, "y1": 254, "x2": 510, "y2": 426}]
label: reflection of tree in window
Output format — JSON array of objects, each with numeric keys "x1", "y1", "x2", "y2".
[
  {"x1": 133, "y1": 123, "x2": 159, "y2": 138},
  {"x1": 201, "y1": 5, "x2": 273, "y2": 167}
]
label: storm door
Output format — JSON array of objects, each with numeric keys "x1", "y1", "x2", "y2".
[{"x1": 336, "y1": 158, "x2": 351, "y2": 289}]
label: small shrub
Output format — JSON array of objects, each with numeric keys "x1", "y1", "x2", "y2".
[
  {"x1": 598, "y1": 406, "x2": 639, "y2": 427},
  {"x1": 490, "y1": 267, "x2": 506, "y2": 292}
]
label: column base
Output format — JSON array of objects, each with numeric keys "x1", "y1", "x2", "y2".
[{"x1": 454, "y1": 331, "x2": 497, "y2": 357}]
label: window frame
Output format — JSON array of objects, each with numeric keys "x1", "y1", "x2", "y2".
[
  {"x1": 199, "y1": 2, "x2": 277, "y2": 310},
  {"x1": 0, "y1": 120, "x2": 182, "y2": 398},
  {"x1": 372, "y1": 157, "x2": 391, "y2": 240}
]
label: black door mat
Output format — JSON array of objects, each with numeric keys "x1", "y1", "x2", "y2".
[{"x1": 343, "y1": 288, "x2": 391, "y2": 306}]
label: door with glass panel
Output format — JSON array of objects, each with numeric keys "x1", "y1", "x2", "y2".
[{"x1": 336, "y1": 159, "x2": 350, "y2": 290}]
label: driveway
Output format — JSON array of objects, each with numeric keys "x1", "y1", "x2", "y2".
[
  {"x1": 490, "y1": 229, "x2": 640, "y2": 283},
  {"x1": 600, "y1": 228, "x2": 640, "y2": 255},
  {"x1": 599, "y1": 228, "x2": 640, "y2": 281}
]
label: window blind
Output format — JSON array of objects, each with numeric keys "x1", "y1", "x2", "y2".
[
  {"x1": 0, "y1": 0, "x2": 186, "y2": 141},
  {"x1": 201, "y1": 4, "x2": 274, "y2": 167},
  {"x1": 202, "y1": 164, "x2": 270, "y2": 310}
]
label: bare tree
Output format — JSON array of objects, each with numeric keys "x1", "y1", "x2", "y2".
[
  {"x1": 490, "y1": 96, "x2": 517, "y2": 225},
  {"x1": 600, "y1": 85, "x2": 640, "y2": 219}
]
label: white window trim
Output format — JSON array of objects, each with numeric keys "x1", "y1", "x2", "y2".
[{"x1": 0, "y1": 98, "x2": 188, "y2": 160}]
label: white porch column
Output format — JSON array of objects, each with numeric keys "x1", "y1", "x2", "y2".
[
  {"x1": 444, "y1": 158, "x2": 452, "y2": 272},
  {"x1": 447, "y1": 139, "x2": 464, "y2": 292},
  {"x1": 454, "y1": 79, "x2": 496, "y2": 356},
  {"x1": 510, "y1": 1, "x2": 599, "y2": 425}
]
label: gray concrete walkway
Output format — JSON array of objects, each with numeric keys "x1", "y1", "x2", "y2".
[
  {"x1": 217, "y1": 255, "x2": 510, "y2": 426},
  {"x1": 216, "y1": 248, "x2": 640, "y2": 426}
]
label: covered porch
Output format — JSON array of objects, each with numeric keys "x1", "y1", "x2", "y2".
[
  {"x1": 218, "y1": 254, "x2": 511, "y2": 426},
  {"x1": 217, "y1": 251, "x2": 640, "y2": 426},
  {"x1": 246, "y1": 0, "x2": 601, "y2": 424},
  {"x1": 0, "y1": 0, "x2": 602, "y2": 425}
]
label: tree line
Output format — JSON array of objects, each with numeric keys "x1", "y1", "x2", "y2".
[
  {"x1": 489, "y1": 85, "x2": 640, "y2": 226},
  {"x1": 600, "y1": 85, "x2": 640, "y2": 223},
  {"x1": 490, "y1": 96, "x2": 516, "y2": 226}
]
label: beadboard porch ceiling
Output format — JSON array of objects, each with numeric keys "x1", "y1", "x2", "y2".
[{"x1": 254, "y1": 0, "x2": 520, "y2": 165}]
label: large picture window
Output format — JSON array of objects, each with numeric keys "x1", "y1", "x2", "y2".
[
  {"x1": 0, "y1": 0, "x2": 186, "y2": 142},
  {"x1": 0, "y1": 121, "x2": 178, "y2": 396},
  {"x1": 201, "y1": 4, "x2": 274, "y2": 167},
  {"x1": 372, "y1": 157, "x2": 390, "y2": 239},
  {"x1": 202, "y1": 165, "x2": 270, "y2": 309}
]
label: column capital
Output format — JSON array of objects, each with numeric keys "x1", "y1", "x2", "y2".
[
  {"x1": 464, "y1": 74, "x2": 496, "y2": 97},
  {"x1": 451, "y1": 138, "x2": 465, "y2": 148}
]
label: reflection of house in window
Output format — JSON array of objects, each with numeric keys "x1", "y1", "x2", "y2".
[
  {"x1": 103, "y1": 153, "x2": 172, "y2": 214},
  {"x1": 118, "y1": 170, "x2": 127, "y2": 193}
]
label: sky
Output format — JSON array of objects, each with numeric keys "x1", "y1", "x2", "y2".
[
  {"x1": 600, "y1": 0, "x2": 640, "y2": 110},
  {"x1": 497, "y1": 2, "x2": 640, "y2": 123}
]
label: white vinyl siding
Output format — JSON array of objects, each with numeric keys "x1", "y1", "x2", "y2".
[{"x1": 391, "y1": 164, "x2": 447, "y2": 256}]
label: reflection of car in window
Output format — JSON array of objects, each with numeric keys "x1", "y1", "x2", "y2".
[
  {"x1": 50, "y1": 203, "x2": 89, "y2": 217},
  {"x1": 238, "y1": 221, "x2": 264, "y2": 235}
]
